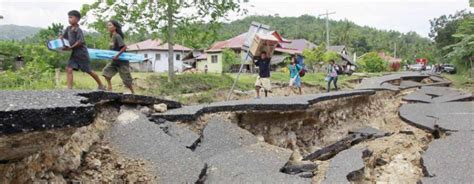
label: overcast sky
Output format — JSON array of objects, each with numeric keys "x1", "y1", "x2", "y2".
[{"x1": 0, "y1": 0, "x2": 471, "y2": 37}]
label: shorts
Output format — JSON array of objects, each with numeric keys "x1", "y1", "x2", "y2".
[
  {"x1": 67, "y1": 59, "x2": 91, "y2": 73},
  {"x1": 102, "y1": 63, "x2": 133, "y2": 86},
  {"x1": 289, "y1": 76, "x2": 301, "y2": 87},
  {"x1": 255, "y1": 76, "x2": 272, "y2": 91}
]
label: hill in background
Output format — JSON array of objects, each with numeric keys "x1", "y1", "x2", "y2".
[
  {"x1": 0, "y1": 25, "x2": 41, "y2": 41},
  {"x1": 215, "y1": 15, "x2": 433, "y2": 61}
]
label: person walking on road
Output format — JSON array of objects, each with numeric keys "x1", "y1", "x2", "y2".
[
  {"x1": 102, "y1": 20, "x2": 134, "y2": 94},
  {"x1": 286, "y1": 56, "x2": 302, "y2": 96},
  {"x1": 254, "y1": 51, "x2": 272, "y2": 99},
  {"x1": 326, "y1": 60, "x2": 339, "y2": 92}
]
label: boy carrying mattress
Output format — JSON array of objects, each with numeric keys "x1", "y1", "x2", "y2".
[{"x1": 60, "y1": 10, "x2": 105, "y2": 90}]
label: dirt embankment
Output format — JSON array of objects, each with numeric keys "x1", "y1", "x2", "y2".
[
  {"x1": 1, "y1": 79, "x2": 433, "y2": 183},
  {"x1": 182, "y1": 90, "x2": 432, "y2": 183},
  {"x1": 0, "y1": 105, "x2": 157, "y2": 183}
]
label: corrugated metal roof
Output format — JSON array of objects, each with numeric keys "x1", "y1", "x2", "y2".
[
  {"x1": 326, "y1": 45, "x2": 346, "y2": 53},
  {"x1": 281, "y1": 39, "x2": 317, "y2": 52},
  {"x1": 206, "y1": 33, "x2": 247, "y2": 52}
]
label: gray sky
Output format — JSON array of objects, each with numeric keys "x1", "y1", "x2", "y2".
[{"x1": 0, "y1": 0, "x2": 471, "y2": 37}]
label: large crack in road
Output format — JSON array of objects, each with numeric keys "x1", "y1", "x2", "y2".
[{"x1": 1, "y1": 72, "x2": 472, "y2": 183}]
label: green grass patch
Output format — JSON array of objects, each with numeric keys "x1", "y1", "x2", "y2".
[
  {"x1": 229, "y1": 71, "x2": 361, "y2": 90},
  {"x1": 142, "y1": 73, "x2": 254, "y2": 96},
  {"x1": 443, "y1": 73, "x2": 474, "y2": 93}
]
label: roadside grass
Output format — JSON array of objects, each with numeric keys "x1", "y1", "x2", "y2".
[
  {"x1": 230, "y1": 72, "x2": 362, "y2": 90},
  {"x1": 58, "y1": 71, "x2": 157, "y2": 91},
  {"x1": 443, "y1": 73, "x2": 474, "y2": 93},
  {"x1": 1, "y1": 70, "x2": 366, "y2": 104},
  {"x1": 58, "y1": 71, "x2": 254, "y2": 92},
  {"x1": 141, "y1": 73, "x2": 254, "y2": 96},
  {"x1": 63, "y1": 71, "x2": 363, "y2": 94}
]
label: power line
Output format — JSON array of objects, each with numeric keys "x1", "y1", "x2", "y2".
[{"x1": 318, "y1": 10, "x2": 336, "y2": 46}]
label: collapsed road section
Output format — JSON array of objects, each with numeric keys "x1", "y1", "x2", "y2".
[
  {"x1": 0, "y1": 90, "x2": 181, "y2": 183},
  {"x1": 1, "y1": 72, "x2": 472, "y2": 183},
  {"x1": 399, "y1": 86, "x2": 473, "y2": 183}
]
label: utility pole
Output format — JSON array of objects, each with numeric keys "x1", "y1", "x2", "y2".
[
  {"x1": 393, "y1": 42, "x2": 397, "y2": 58},
  {"x1": 318, "y1": 10, "x2": 336, "y2": 46}
]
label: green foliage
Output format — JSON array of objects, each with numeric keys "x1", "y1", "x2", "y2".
[
  {"x1": 432, "y1": 11, "x2": 473, "y2": 72},
  {"x1": 0, "y1": 40, "x2": 68, "y2": 69},
  {"x1": 358, "y1": 52, "x2": 389, "y2": 73},
  {"x1": 81, "y1": 0, "x2": 246, "y2": 81},
  {"x1": 143, "y1": 73, "x2": 252, "y2": 96},
  {"x1": 0, "y1": 57, "x2": 54, "y2": 89},
  {"x1": 323, "y1": 51, "x2": 340, "y2": 63},
  {"x1": 302, "y1": 43, "x2": 325, "y2": 69},
  {"x1": 36, "y1": 23, "x2": 64, "y2": 44},
  {"x1": 215, "y1": 15, "x2": 432, "y2": 61},
  {"x1": 222, "y1": 48, "x2": 241, "y2": 72},
  {"x1": 443, "y1": 73, "x2": 474, "y2": 93},
  {"x1": 429, "y1": 10, "x2": 471, "y2": 56}
]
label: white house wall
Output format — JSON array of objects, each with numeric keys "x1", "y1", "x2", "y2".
[{"x1": 131, "y1": 50, "x2": 188, "y2": 72}]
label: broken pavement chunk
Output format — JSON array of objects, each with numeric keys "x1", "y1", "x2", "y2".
[
  {"x1": 205, "y1": 142, "x2": 310, "y2": 184},
  {"x1": 403, "y1": 86, "x2": 473, "y2": 103},
  {"x1": 195, "y1": 118, "x2": 258, "y2": 160},
  {"x1": 304, "y1": 126, "x2": 387, "y2": 161},
  {"x1": 107, "y1": 111, "x2": 204, "y2": 183},
  {"x1": 421, "y1": 132, "x2": 474, "y2": 183},
  {"x1": 399, "y1": 102, "x2": 474, "y2": 132},
  {"x1": 323, "y1": 148, "x2": 364, "y2": 183}
]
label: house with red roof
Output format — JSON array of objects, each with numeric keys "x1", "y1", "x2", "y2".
[
  {"x1": 197, "y1": 32, "x2": 315, "y2": 73},
  {"x1": 127, "y1": 39, "x2": 192, "y2": 72},
  {"x1": 378, "y1": 52, "x2": 402, "y2": 71}
]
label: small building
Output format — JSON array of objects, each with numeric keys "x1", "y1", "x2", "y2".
[
  {"x1": 182, "y1": 50, "x2": 206, "y2": 69},
  {"x1": 273, "y1": 39, "x2": 317, "y2": 65},
  {"x1": 327, "y1": 45, "x2": 357, "y2": 71},
  {"x1": 127, "y1": 39, "x2": 192, "y2": 72},
  {"x1": 379, "y1": 52, "x2": 402, "y2": 71},
  {"x1": 197, "y1": 33, "x2": 247, "y2": 73},
  {"x1": 199, "y1": 33, "x2": 316, "y2": 73}
]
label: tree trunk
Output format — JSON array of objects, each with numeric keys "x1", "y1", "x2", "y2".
[{"x1": 167, "y1": 2, "x2": 174, "y2": 82}]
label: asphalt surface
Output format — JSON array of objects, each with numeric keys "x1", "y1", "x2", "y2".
[
  {"x1": 403, "y1": 86, "x2": 473, "y2": 103},
  {"x1": 109, "y1": 114, "x2": 310, "y2": 183},
  {"x1": 107, "y1": 111, "x2": 205, "y2": 183},
  {"x1": 421, "y1": 131, "x2": 474, "y2": 183},
  {"x1": 153, "y1": 90, "x2": 375, "y2": 121},
  {"x1": 0, "y1": 90, "x2": 182, "y2": 136},
  {"x1": 0, "y1": 90, "x2": 91, "y2": 111},
  {"x1": 0, "y1": 90, "x2": 95, "y2": 135},
  {"x1": 323, "y1": 148, "x2": 364, "y2": 183},
  {"x1": 399, "y1": 102, "x2": 474, "y2": 132},
  {"x1": 399, "y1": 85, "x2": 473, "y2": 183},
  {"x1": 195, "y1": 118, "x2": 258, "y2": 160},
  {"x1": 356, "y1": 72, "x2": 450, "y2": 91}
]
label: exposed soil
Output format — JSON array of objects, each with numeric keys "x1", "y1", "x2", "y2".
[
  {"x1": 352, "y1": 90, "x2": 432, "y2": 183},
  {"x1": 182, "y1": 89, "x2": 433, "y2": 183},
  {"x1": 0, "y1": 105, "x2": 158, "y2": 183},
  {"x1": 1, "y1": 78, "x2": 435, "y2": 183},
  {"x1": 65, "y1": 141, "x2": 157, "y2": 183}
]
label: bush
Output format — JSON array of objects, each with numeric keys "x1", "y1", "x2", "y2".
[
  {"x1": 222, "y1": 48, "x2": 241, "y2": 72},
  {"x1": 358, "y1": 52, "x2": 389, "y2": 73},
  {"x1": 323, "y1": 51, "x2": 340, "y2": 63},
  {"x1": 0, "y1": 58, "x2": 55, "y2": 89},
  {"x1": 0, "y1": 41, "x2": 69, "y2": 69}
]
